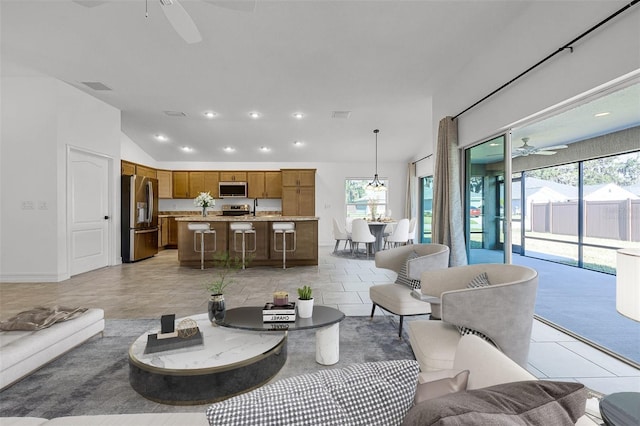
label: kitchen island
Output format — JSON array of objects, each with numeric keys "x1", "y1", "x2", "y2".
[{"x1": 175, "y1": 216, "x2": 319, "y2": 268}]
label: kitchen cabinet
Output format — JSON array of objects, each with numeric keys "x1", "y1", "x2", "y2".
[
  {"x1": 157, "y1": 170, "x2": 173, "y2": 199},
  {"x1": 281, "y1": 169, "x2": 315, "y2": 216},
  {"x1": 121, "y1": 161, "x2": 136, "y2": 176},
  {"x1": 190, "y1": 171, "x2": 219, "y2": 198},
  {"x1": 172, "y1": 171, "x2": 189, "y2": 198},
  {"x1": 219, "y1": 171, "x2": 247, "y2": 182},
  {"x1": 167, "y1": 217, "x2": 179, "y2": 247},
  {"x1": 136, "y1": 165, "x2": 157, "y2": 179},
  {"x1": 247, "y1": 171, "x2": 282, "y2": 199},
  {"x1": 158, "y1": 217, "x2": 169, "y2": 248}
]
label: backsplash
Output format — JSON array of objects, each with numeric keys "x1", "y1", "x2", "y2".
[{"x1": 158, "y1": 198, "x2": 282, "y2": 214}]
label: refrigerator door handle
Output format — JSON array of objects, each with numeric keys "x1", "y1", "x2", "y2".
[{"x1": 146, "y1": 180, "x2": 154, "y2": 224}]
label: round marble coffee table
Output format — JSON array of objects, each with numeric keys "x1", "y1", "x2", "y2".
[{"x1": 128, "y1": 313, "x2": 286, "y2": 405}]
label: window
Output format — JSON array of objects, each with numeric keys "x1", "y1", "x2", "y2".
[{"x1": 345, "y1": 178, "x2": 388, "y2": 220}]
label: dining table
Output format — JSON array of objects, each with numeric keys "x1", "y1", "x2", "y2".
[{"x1": 367, "y1": 221, "x2": 396, "y2": 252}]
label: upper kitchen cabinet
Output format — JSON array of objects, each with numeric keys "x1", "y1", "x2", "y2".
[
  {"x1": 248, "y1": 171, "x2": 282, "y2": 199},
  {"x1": 219, "y1": 171, "x2": 247, "y2": 182},
  {"x1": 281, "y1": 169, "x2": 315, "y2": 187},
  {"x1": 189, "y1": 171, "x2": 219, "y2": 198},
  {"x1": 281, "y1": 169, "x2": 316, "y2": 216},
  {"x1": 156, "y1": 170, "x2": 173, "y2": 199},
  {"x1": 172, "y1": 171, "x2": 189, "y2": 198},
  {"x1": 121, "y1": 161, "x2": 136, "y2": 176},
  {"x1": 135, "y1": 165, "x2": 157, "y2": 179}
]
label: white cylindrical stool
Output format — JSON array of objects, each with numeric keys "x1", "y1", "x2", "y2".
[
  {"x1": 230, "y1": 222, "x2": 256, "y2": 269},
  {"x1": 188, "y1": 223, "x2": 217, "y2": 270},
  {"x1": 273, "y1": 222, "x2": 296, "y2": 269},
  {"x1": 316, "y1": 323, "x2": 340, "y2": 365}
]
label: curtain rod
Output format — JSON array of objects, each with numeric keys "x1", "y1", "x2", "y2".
[
  {"x1": 412, "y1": 154, "x2": 433, "y2": 165},
  {"x1": 452, "y1": 0, "x2": 639, "y2": 120}
]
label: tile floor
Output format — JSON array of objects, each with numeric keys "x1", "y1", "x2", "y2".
[{"x1": 0, "y1": 246, "x2": 638, "y2": 396}]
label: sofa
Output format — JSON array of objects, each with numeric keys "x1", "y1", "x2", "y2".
[
  {"x1": 0, "y1": 308, "x2": 105, "y2": 390},
  {"x1": 1, "y1": 335, "x2": 599, "y2": 426}
]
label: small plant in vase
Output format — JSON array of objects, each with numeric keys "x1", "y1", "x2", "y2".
[
  {"x1": 194, "y1": 192, "x2": 215, "y2": 217},
  {"x1": 205, "y1": 251, "x2": 243, "y2": 323},
  {"x1": 297, "y1": 285, "x2": 314, "y2": 318}
]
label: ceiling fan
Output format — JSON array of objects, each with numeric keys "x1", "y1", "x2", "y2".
[
  {"x1": 73, "y1": 0, "x2": 257, "y2": 44},
  {"x1": 513, "y1": 137, "x2": 568, "y2": 157}
]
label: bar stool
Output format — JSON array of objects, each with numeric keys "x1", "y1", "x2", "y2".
[
  {"x1": 230, "y1": 222, "x2": 256, "y2": 269},
  {"x1": 188, "y1": 223, "x2": 217, "y2": 270},
  {"x1": 273, "y1": 222, "x2": 296, "y2": 269}
]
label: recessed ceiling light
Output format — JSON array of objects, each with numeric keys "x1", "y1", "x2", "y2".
[
  {"x1": 594, "y1": 112, "x2": 610, "y2": 117},
  {"x1": 292, "y1": 112, "x2": 304, "y2": 119},
  {"x1": 181, "y1": 146, "x2": 193, "y2": 152},
  {"x1": 259, "y1": 146, "x2": 271, "y2": 152},
  {"x1": 204, "y1": 111, "x2": 217, "y2": 119},
  {"x1": 223, "y1": 146, "x2": 235, "y2": 152},
  {"x1": 154, "y1": 134, "x2": 168, "y2": 142},
  {"x1": 293, "y1": 140, "x2": 304, "y2": 146},
  {"x1": 249, "y1": 112, "x2": 261, "y2": 119}
]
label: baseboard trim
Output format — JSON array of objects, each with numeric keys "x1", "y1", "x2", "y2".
[{"x1": 0, "y1": 272, "x2": 69, "y2": 283}]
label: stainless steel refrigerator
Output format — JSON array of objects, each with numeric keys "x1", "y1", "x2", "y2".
[{"x1": 121, "y1": 175, "x2": 158, "y2": 262}]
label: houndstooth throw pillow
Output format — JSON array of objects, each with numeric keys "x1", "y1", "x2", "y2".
[
  {"x1": 456, "y1": 272, "x2": 494, "y2": 343},
  {"x1": 395, "y1": 251, "x2": 422, "y2": 290},
  {"x1": 206, "y1": 359, "x2": 420, "y2": 426}
]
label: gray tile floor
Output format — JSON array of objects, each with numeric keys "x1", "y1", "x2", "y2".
[{"x1": 1, "y1": 244, "x2": 637, "y2": 397}]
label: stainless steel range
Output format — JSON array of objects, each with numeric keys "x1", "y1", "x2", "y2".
[{"x1": 221, "y1": 204, "x2": 250, "y2": 216}]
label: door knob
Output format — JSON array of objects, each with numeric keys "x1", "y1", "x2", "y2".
[{"x1": 104, "y1": 215, "x2": 110, "y2": 220}]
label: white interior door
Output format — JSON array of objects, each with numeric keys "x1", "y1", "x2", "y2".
[{"x1": 69, "y1": 149, "x2": 110, "y2": 275}]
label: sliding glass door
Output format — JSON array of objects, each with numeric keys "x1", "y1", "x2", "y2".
[{"x1": 464, "y1": 135, "x2": 510, "y2": 264}]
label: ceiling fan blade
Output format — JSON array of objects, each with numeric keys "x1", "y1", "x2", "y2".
[
  {"x1": 202, "y1": 0, "x2": 257, "y2": 12},
  {"x1": 542, "y1": 144, "x2": 569, "y2": 151},
  {"x1": 159, "y1": 0, "x2": 202, "y2": 44},
  {"x1": 534, "y1": 150, "x2": 556, "y2": 155}
]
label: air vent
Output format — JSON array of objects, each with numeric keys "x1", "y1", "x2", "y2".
[
  {"x1": 163, "y1": 111, "x2": 187, "y2": 117},
  {"x1": 331, "y1": 111, "x2": 351, "y2": 119},
  {"x1": 81, "y1": 81, "x2": 112, "y2": 91}
]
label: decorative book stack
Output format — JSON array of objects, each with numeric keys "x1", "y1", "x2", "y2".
[{"x1": 262, "y1": 302, "x2": 296, "y2": 322}]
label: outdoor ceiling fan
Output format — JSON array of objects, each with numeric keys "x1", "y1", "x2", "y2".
[
  {"x1": 73, "y1": 0, "x2": 256, "y2": 44},
  {"x1": 513, "y1": 137, "x2": 568, "y2": 157}
]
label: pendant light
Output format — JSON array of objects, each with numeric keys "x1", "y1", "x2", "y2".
[{"x1": 367, "y1": 129, "x2": 386, "y2": 191}]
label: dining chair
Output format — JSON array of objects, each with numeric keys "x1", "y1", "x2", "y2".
[
  {"x1": 383, "y1": 218, "x2": 410, "y2": 249},
  {"x1": 332, "y1": 217, "x2": 351, "y2": 253},
  {"x1": 407, "y1": 217, "x2": 417, "y2": 244},
  {"x1": 350, "y1": 219, "x2": 376, "y2": 258}
]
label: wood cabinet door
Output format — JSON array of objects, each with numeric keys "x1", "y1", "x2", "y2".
[
  {"x1": 172, "y1": 171, "x2": 189, "y2": 198},
  {"x1": 168, "y1": 218, "x2": 178, "y2": 246},
  {"x1": 281, "y1": 170, "x2": 299, "y2": 187},
  {"x1": 247, "y1": 172, "x2": 265, "y2": 198},
  {"x1": 161, "y1": 217, "x2": 169, "y2": 246},
  {"x1": 281, "y1": 186, "x2": 299, "y2": 216},
  {"x1": 219, "y1": 171, "x2": 247, "y2": 182},
  {"x1": 157, "y1": 170, "x2": 173, "y2": 198},
  {"x1": 264, "y1": 171, "x2": 282, "y2": 198},
  {"x1": 121, "y1": 161, "x2": 136, "y2": 175},
  {"x1": 189, "y1": 171, "x2": 205, "y2": 196},
  {"x1": 297, "y1": 169, "x2": 315, "y2": 187},
  {"x1": 204, "y1": 172, "x2": 219, "y2": 198},
  {"x1": 136, "y1": 165, "x2": 157, "y2": 179},
  {"x1": 297, "y1": 187, "x2": 316, "y2": 216}
]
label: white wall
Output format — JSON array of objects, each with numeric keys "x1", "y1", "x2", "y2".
[
  {"x1": 0, "y1": 76, "x2": 121, "y2": 282},
  {"x1": 432, "y1": 2, "x2": 640, "y2": 149}
]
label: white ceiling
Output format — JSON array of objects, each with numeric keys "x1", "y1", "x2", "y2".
[{"x1": 2, "y1": 0, "x2": 638, "y2": 163}]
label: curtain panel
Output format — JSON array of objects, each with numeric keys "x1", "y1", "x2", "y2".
[{"x1": 432, "y1": 117, "x2": 468, "y2": 266}]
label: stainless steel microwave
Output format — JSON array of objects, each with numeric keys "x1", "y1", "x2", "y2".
[{"x1": 219, "y1": 181, "x2": 247, "y2": 198}]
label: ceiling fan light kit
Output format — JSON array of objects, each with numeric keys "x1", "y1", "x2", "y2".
[{"x1": 513, "y1": 137, "x2": 568, "y2": 157}]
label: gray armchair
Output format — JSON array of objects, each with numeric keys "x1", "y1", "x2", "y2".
[
  {"x1": 369, "y1": 244, "x2": 450, "y2": 337},
  {"x1": 407, "y1": 263, "x2": 538, "y2": 372}
]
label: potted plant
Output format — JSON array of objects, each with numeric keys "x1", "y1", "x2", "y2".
[
  {"x1": 297, "y1": 285, "x2": 314, "y2": 318},
  {"x1": 205, "y1": 251, "x2": 243, "y2": 323}
]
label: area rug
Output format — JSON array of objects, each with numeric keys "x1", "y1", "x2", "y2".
[{"x1": 0, "y1": 316, "x2": 414, "y2": 418}]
